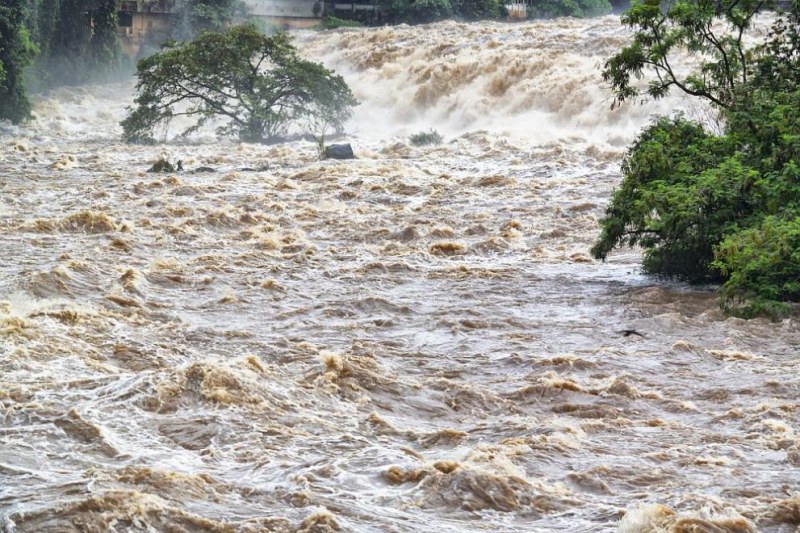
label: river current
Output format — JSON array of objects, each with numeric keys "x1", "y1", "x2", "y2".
[{"x1": 1, "y1": 16, "x2": 798, "y2": 533}]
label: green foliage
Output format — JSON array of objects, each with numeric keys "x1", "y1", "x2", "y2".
[
  {"x1": 89, "y1": 0, "x2": 122, "y2": 75},
  {"x1": 0, "y1": 0, "x2": 37, "y2": 123},
  {"x1": 121, "y1": 25, "x2": 358, "y2": 144},
  {"x1": 319, "y1": 16, "x2": 364, "y2": 29},
  {"x1": 602, "y1": 0, "x2": 766, "y2": 110},
  {"x1": 591, "y1": 116, "x2": 750, "y2": 281},
  {"x1": 385, "y1": 0, "x2": 454, "y2": 24},
  {"x1": 594, "y1": 2, "x2": 800, "y2": 316},
  {"x1": 25, "y1": 0, "x2": 124, "y2": 90},
  {"x1": 409, "y1": 129, "x2": 444, "y2": 146},
  {"x1": 172, "y1": 0, "x2": 247, "y2": 40},
  {"x1": 713, "y1": 215, "x2": 800, "y2": 318},
  {"x1": 527, "y1": 0, "x2": 611, "y2": 19},
  {"x1": 452, "y1": 0, "x2": 506, "y2": 20}
]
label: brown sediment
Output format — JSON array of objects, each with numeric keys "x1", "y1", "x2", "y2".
[
  {"x1": 53, "y1": 409, "x2": 118, "y2": 456},
  {"x1": 2, "y1": 15, "x2": 796, "y2": 533},
  {"x1": 296, "y1": 511, "x2": 341, "y2": 532},
  {"x1": 8, "y1": 490, "x2": 233, "y2": 533},
  {"x1": 141, "y1": 362, "x2": 271, "y2": 412},
  {"x1": 428, "y1": 241, "x2": 467, "y2": 256},
  {"x1": 772, "y1": 495, "x2": 800, "y2": 524},
  {"x1": 308, "y1": 352, "x2": 399, "y2": 399},
  {"x1": 61, "y1": 210, "x2": 118, "y2": 233}
]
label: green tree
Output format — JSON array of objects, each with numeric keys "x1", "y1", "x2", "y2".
[
  {"x1": 0, "y1": 0, "x2": 37, "y2": 123},
  {"x1": 593, "y1": 0, "x2": 800, "y2": 316},
  {"x1": 121, "y1": 25, "x2": 358, "y2": 144},
  {"x1": 89, "y1": 0, "x2": 121, "y2": 74}
]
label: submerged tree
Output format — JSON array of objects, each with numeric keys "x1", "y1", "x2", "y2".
[
  {"x1": 121, "y1": 25, "x2": 357, "y2": 144},
  {"x1": 0, "y1": 0, "x2": 37, "y2": 123}
]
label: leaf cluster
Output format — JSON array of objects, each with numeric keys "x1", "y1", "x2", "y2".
[
  {"x1": 121, "y1": 25, "x2": 358, "y2": 145},
  {"x1": 409, "y1": 129, "x2": 444, "y2": 145},
  {"x1": 602, "y1": 0, "x2": 768, "y2": 110}
]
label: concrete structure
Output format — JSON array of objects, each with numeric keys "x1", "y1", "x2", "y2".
[
  {"x1": 118, "y1": 0, "x2": 176, "y2": 56},
  {"x1": 241, "y1": 0, "x2": 323, "y2": 28},
  {"x1": 117, "y1": 0, "x2": 324, "y2": 57}
]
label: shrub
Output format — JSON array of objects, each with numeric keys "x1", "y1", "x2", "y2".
[
  {"x1": 409, "y1": 129, "x2": 444, "y2": 146},
  {"x1": 384, "y1": 0, "x2": 454, "y2": 24},
  {"x1": 452, "y1": 0, "x2": 506, "y2": 20},
  {"x1": 319, "y1": 16, "x2": 364, "y2": 29},
  {"x1": 714, "y1": 216, "x2": 800, "y2": 318},
  {"x1": 527, "y1": 0, "x2": 611, "y2": 19}
]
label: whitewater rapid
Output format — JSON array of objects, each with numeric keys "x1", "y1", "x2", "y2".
[{"x1": 1, "y1": 16, "x2": 798, "y2": 533}]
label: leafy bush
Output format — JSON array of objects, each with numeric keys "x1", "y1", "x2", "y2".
[
  {"x1": 319, "y1": 16, "x2": 364, "y2": 29},
  {"x1": 452, "y1": 0, "x2": 506, "y2": 20},
  {"x1": 409, "y1": 129, "x2": 444, "y2": 146},
  {"x1": 591, "y1": 116, "x2": 753, "y2": 281},
  {"x1": 593, "y1": 1, "x2": 800, "y2": 316},
  {"x1": 121, "y1": 26, "x2": 357, "y2": 144},
  {"x1": 527, "y1": 0, "x2": 611, "y2": 19},
  {"x1": 714, "y1": 216, "x2": 800, "y2": 318},
  {"x1": 384, "y1": 0, "x2": 454, "y2": 24}
]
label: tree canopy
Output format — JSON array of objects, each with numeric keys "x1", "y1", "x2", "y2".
[
  {"x1": 593, "y1": 0, "x2": 800, "y2": 317},
  {"x1": 121, "y1": 25, "x2": 357, "y2": 144},
  {"x1": 527, "y1": 0, "x2": 611, "y2": 19},
  {"x1": 24, "y1": 0, "x2": 123, "y2": 90},
  {"x1": 602, "y1": 0, "x2": 767, "y2": 110},
  {"x1": 0, "y1": 0, "x2": 36, "y2": 123}
]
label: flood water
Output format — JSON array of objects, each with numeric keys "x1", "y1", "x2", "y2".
[{"x1": 1, "y1": 16, "x2": 799, "y2": 533}]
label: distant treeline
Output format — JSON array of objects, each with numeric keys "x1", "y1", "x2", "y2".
[
  {"x1": 0, "y1": 0, "x2": 241, "y2": 123},
  {"x1": 323, "y1": 0, "x2": 621, "y2": 26}
]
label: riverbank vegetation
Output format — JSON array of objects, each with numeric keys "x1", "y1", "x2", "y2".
[
  {"x1": 526, "y1": 0, "x2": 612, "y2": 19},
  {"x1": 121, "y1": 25, "x2": 357, "y2": 145},
  {"x1": 326, "y1": 0, "x2": 612, "y2": 25},
  {"x1": 0, "y1": 0, "x2": 36, "y2": 123},
  {"x1": 0, "y1": 0, "x2": 246, "y2": 124},
  {"x1": 593, "y1": 0, "x2": 800, "y2": 317}
]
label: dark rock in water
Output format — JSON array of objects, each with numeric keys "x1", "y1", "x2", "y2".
[
  {"x1": 324, "y1": 144, "x2": 355, "y2": 160},
  {"x1": 193, "y1": 166, "x2": 216, "y2": 173}
]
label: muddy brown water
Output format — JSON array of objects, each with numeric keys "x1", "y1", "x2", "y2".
[{"x1": 1, "y1": 16, "x2": 798, "y2": 533}]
